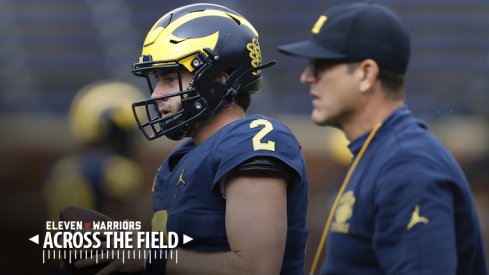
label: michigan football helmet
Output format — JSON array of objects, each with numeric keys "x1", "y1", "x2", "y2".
[
  {"x1": 69, "y1": 80, "x2": 144, "y2": 147},
  {"x1": 131, "y1": 3, "x2": 275, "y2": 140}
]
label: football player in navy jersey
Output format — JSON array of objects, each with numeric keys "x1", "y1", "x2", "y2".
[
  {"x1": 44, "y1": 80, "x2": 144, "y2": 223},
  {"x1": 75, "y1": 3, "x2": 309, "y2": 275}
]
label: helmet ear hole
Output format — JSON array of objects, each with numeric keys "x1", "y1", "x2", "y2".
[
  {"x1": 194, "y1": 76, "x2": 228, "y2": 106},
  {"x1": 215, "y1": 72, "x2": 229, "y2": 83}
]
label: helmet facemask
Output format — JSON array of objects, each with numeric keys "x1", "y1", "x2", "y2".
[
  {"x1": 131, "y1": 51, "x2": 215, "y2": 141},
  {"x1": 131, "y1": 3, "x2": 276, "y2": 141}
]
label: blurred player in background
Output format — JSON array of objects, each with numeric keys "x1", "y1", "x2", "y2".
[
  {"x1": 75, "y1": 3, "x2": 309, "y2": 275},
  {"x1": 279, "y1": 1, "x2": 487, "y2": 274},
  {"x1": 43, "y1": 80, "x2": 144, "y2": 222}
]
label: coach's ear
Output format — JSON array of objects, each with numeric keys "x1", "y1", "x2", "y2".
[{"x1": 357, "y1": 59, "x2": 380, "y2": 93}]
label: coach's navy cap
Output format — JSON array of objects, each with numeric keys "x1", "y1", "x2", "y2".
[{"x1": 278, "y1": 1, "x2": 410, "y2": 74}]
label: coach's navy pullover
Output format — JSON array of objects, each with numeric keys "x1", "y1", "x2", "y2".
[{"x1": 322, "y1": 106, "x2": 487, "y2": 275}]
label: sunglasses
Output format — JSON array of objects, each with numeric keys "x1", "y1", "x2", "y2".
[{"x1": 309, "y1": 59, "x2": 346, "y2": 77}]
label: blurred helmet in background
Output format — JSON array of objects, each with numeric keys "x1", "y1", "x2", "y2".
[{"x1": 69, "y1": 80, "x2": 144, "y2": 151}]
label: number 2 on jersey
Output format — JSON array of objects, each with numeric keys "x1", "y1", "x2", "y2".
[{"x1": 250, "y1": 119, "x2": 276, "y2": 151}]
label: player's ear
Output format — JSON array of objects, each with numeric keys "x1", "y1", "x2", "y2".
[
  {"x1": 357, "y1": 59, "x2": 379, "y2": 93},
  {"x1": 215, "y1": 72, "x2": 229, "y2": 83}
]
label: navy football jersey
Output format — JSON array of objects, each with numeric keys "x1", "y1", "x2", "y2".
[{"x1": 152, "y1": 114, "x2": 309, "y2": 274}]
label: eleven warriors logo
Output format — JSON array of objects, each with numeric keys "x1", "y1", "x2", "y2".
[
  {"x1": 246, "y1": 37, "x2": 262, "y2": 76},
  {"x1": 30, "y1": 219, "x2": 194, "y2": 264}
]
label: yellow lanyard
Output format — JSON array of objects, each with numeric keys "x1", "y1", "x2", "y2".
[{"x1": 309, "y1": 122, "x2": 383, "y2": 275}]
